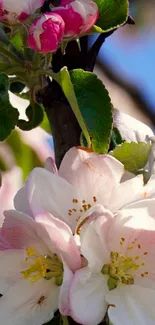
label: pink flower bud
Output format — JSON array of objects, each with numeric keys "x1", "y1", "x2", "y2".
[
  {"x1": 27, "y1": 13, "x2": 65, "y2": 54},
  {"x1": 0, "y1": 0, "x2": 44, "y2": 24},
  {"x1": 52, "y1": 0, "x2": 99, "y2": 37}
]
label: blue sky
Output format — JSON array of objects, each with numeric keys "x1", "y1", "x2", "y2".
[{"x1": 97, "y1": 28, "x2": 155, "y2": 113}]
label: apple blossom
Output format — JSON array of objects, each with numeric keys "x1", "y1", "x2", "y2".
[
  {"x1": 0, "y1": 167, "x2": 22, "y2": 223},
  {"x1": 14, "y1": 146, "x2": 155, "y2": 234},
  {"x1": 0, "y1": 209, "x2": 81, "y2": 325},
  {"x1": 69, "y1": 201, "x2": 155, "y2": 325},
  {"x1": 27, "y1": 13, "x2": 65, "y2": 53},
  {"x1": 52, "y1": 0, "x2": 99, "y2": 37},
  {"x1": 114, "y1": 109, "x2": 154, "y2": 142},
  {"x1": 0, "y1": 0, "x2": 44, "y2": 24}
]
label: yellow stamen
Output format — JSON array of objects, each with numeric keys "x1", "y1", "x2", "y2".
[{"x1": 21, "y1": 248, "x2": 63, "y2": 285}]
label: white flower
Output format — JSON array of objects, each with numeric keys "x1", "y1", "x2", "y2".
[
  {"x1": 0, "y1": 209, "x2": 81, "y2": 325},
  {"x1": 114, "y1": 109, "x2": 154, "y2": 142},
  {"x1": 69, "y1": 201, "x2": 155, "y2": 325},
  {"x1": 14, "y1": 147, "x2": 155, "y2": 232}
]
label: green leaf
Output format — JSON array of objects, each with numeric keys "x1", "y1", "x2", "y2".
[
  {"x1": 6, "y1": 130, "x2": 43, "y2": 180},
  {"x1": 94, "y1": 0, "x2": 129, "y2": 32},
  {"x1": 9, "y1": 31, "x2": 23, "y2": 52},
  {"x1": 0, "y1": 73, "x2": 19, "y2": 141},
  {"x1": 70, "y1": 69, "x2": 113, "y2": 153},
  {"x1": 110, "y1": 142, "x2": 151, "y2": 173},
  {"x1": 17, "y1": 102, "x2": 44, "y2": 131},
  {"x1": 109, "y1": 127, "x2": 123, "y2": 151},
  {"x1": 59, "y1": 67, "x2": 91, "y2": 148},
  {"x1": 0, "y1": 26, "x2": 10, "y2": 45}
]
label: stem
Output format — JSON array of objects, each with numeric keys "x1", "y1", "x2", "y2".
[
  {"x1": 9, "y1": 76, "x2": 23, "y2": 83},
  {"x1": 45, "y1": 53, "x2": 52, "y2": 69},
  {"x1": 35, "y1": 69, "x2": 59, "y2": 82},
  {"x1": 61, "y1": 316, "x2": 69, "y2": 325},
  {"x1": 0, "y1": 44, "x2": 24, "y2": 65}
]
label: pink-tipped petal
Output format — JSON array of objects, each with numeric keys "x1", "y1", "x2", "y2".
[
  {"x1": 35, "y1": 212, "x2": 81, "y2": 271},
  {"x1": 1, "y1": 210, "x2": 45, "y2": 252},
  {"x1": 59, "y1": 258, "x2": 73, "y2": 315},
  {"x1": 45, "y1": 157, "x2": 57, "y2": 174},
  {"x1": 0, "y1": 0, "x2": 44, "y2": 23},
  {"x1": 52, "y1": 0, "x2": 98, "y2": 37},
  {"x1": 27, "y1": 13, "x2": 65, "y2": 54}
]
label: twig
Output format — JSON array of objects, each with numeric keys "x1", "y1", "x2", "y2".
[
  {"x1": 86, "y1": 30, "x2": 116, "y2": 72},
  {"x1": 86, "y1": 15, "x2": 135, "y2": 72}
]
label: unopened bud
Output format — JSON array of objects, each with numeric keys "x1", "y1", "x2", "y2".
[
  {"x1": 27, "y1": 13, "x2": 65, "y2": 54},
  {"x1": 52, "y1": 0, "x2": 99, "y2": 38},
  {"x1": 0, "y1": 0, "x2": 44, "y2": 24}
]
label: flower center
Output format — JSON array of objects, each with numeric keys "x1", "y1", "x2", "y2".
[
  {"x1": 102, "y1": 248, "x2": 148, "y2": 291},
  {"x1": 21, "y1": 247, "x2": 63, "y2": 286},
  {"x1": 68, "y1": 196, "x2": 97, "y2": 234}
]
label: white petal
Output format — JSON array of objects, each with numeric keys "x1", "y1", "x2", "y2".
[
  {"x1": 59, "y1": 148, "x2": 124, "y2": 208},
  {"x1": 80, "y1": 207, "x2": 113, "y2": 272},
  {"x1": 59, "y1": 147, "x2": 97, "y2": 180},
  {"x1": 59, "y1": 259, "x2": 73, "y2": 315},
  {"x1": 0, "y1": 249, "x2": 25, "y2": 294},
  {"x1": 0, "y1": 278, "x2": 60, "y2": 325},
  {"x1": 70, "y1": 267, "x2": 108, "y2": 325},
  {"x1": 143, "y1": 174, "x2": 155, "y2": 199},
  {"x1": 106, "y1": 285, "x2": 155, "y2": 325},
  {"x1": 27, "y1": 167, "x2": 79, "y2": 229},
  {"x1": 14, "y1": 185, "x2": 33, "y2": 217},
  {"x1": 110, "y1": 174, "x2": 144, "y2": 212},
  {"x1": 114, "y1": 109, "x2": 154, "y2": 142}
]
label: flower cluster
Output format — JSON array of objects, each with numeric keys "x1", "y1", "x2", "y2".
[
  {"x1": 27, "y1": 0, "x2": 98, "y2": 53},
  {"x1": 0, "y1": 0, "x2": 98, "y2": 54},
  {"x1": 0, "y1": 143, "x2": 155, "y2": 325}
]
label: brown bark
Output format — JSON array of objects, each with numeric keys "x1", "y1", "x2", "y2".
[
  {"x1": 41, "y1": 80, "x2": 81, "y2": 168},
  {"x1": 41, "y1": 38, "x2": 88, "y2": 168}
]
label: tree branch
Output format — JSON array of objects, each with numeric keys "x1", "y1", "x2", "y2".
[
  {"x1": 40, "y1": 39, "x2": 88, "y2": 167},
  {"x1": 86, "y1": 16, "x2": 135, "y2": 72},
  {"x1": 41, "y1": 80, "x2": 81, "y2": 168},
  {"x1": 86, "y1": 30, "x2": 116, "y2": 72}
]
